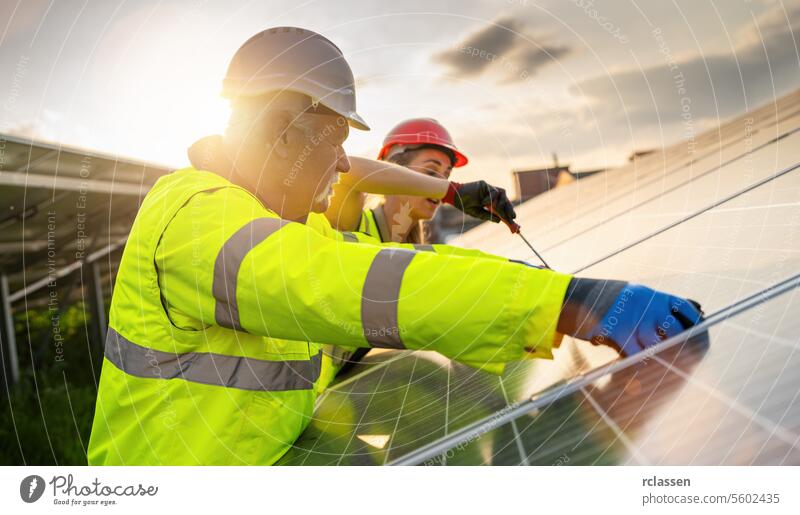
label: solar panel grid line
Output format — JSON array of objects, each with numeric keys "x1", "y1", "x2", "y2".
[
  {"x1": 0, "y1": 137, "x2": 172, "y2": 290},
  {"x1": 684, "y1": 405, "x2": 798, "y2": 466},
  {"x1": 507, "y1": 380, "x2": 639, "y2": 467},
  {"x1": 713, "y1": 200, "x2": 800, "y2": 213},
  {"x1": 649, "y1": 353, "x2": 800, "y2": 454},
  {"x1": 498, "y1": 376, "x2": 530, "y2": 466},
  {"x1": 577, "y1": 92, "x2": 800, "y2": 191},
  {"x1": 579, "y1": 388, "x2": 650, "y2": 465},
  {"x1": 316, "y1": 350, "x2": 410, "y2": 398},
  {"x1": 497, "y1": 122, "x2": 800, "y2": 265},
  {"x1": 470, "y1": 98, "x2": 797, "y2": 228},
  {"x1": 476, "y1": 330, "x2": 792, "y2": 465},
  {"x1": 597, "y1": 258, "x2": 778, "y2": 291},
  {"x1": 556, "y1": 161, "x2": 795, "y2": 310},
  {"x1": 596, "y1": 198, "x2": 798, "y2": 285},
  {"x1": 381, "y1": 355, "x2": 419, "y2": 464},
  {"x1": 606, "y1": 304, "x2": 800, "y2": 466},
  {"x1": 330, "y1": 356, "x2": 404, "y2": 466},
  {"x1": 0, "y1": 169, "x2": 145, "y2": 195},
  {"x1": 660, "y1": 413, "x2": 788, "y2": 466},
  {"x1": 442, "y1": 367, "x2": 525, "y2": 422},
  {"x1": 8, "y1": 237, "x2": 127, "y2": 303},
  {"x1": 388, "y1": 272, "x2": 800, "y2": 465},
  {"x1": 537, "y1": 350, "x2": 662, "y2": 466},
  {"x1": 751, "y1": 389, "x2": 800, "y2": 466},
  {"x1": 316, "y1": 360, "x2": 523, "y2": 465},
  {"x1": 515, "y1": 391, "x2": 621, "y2": 466},
  {"x1": 539, "y1": 126, "x2": 800, "y2": 255},
  {"x1": 0, "y1": 133, "x2": 172, "y2": 180},
  {"x1": 725, "y1": 322, "x2": 800, "y2": 350},
  {"x1": 516, "y1": 326, "x2": 800, "y2": 465},
  {"x1": 572, "y1": 161, "x2": 800, "y2": 274},
  {"x1": 533, "y1": 293, "x2": 800, "y2": 465},
  {"x1": 6, "y1": 148, "x2": 59, "y2": 175},
  {"x1": 660, "y1": 319, "x2": 799, "y2": 416},
  {"x1": 527, "y1": 403, "x2": 589, "y2": 464},
  {"x1": 701, "y1": 304, "x2": 800, "y2": 465},
  {"x1": 4, "y1": 202, "x2": 137, "y2": 289},
  {"x1": 338, "y1": 362, "x2": 401, "y2": 464},
  {"x1": 462, "y1": 165, "x2": 792, "y2": 265},
  {"x1": 447, "y1": 315, "x2": 799, "y2": 466},
  {"x1": 366, "y1": 361, "x2": 508, "y2": 461},
  {"x1": 630, "y1": 365, "x2": 718, "y2": 466},
  {"x1": 764, "y1": 442, "x2": 799, "y2": 466},
  {"x1": 301, "y1": 363, "x2": 393, "y2": 466},
  {"x1": 640, "y1": 241, "x2": 799, "y2": 255},
  {"x1": 440, "y1": 362, "x2": 451, "y2": 466},
  {"x1": 454, "y1": 99, "x2": 800, "y2": 258},
  {"x1": 0, "y1": 190, "x2": 69, "y2": 234},
  {"x1": 4, "y1": 146, "x2": 151, "y2": 193},
  {"x1": 524, "y1": 109, "x2": 800, "y2": 242}
]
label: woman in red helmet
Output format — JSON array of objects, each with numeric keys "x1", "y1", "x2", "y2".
[{"x1": 326, "y1": 118, "x2": 517, "y2": 244}]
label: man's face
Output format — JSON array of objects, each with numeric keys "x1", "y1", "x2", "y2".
[
  {"x1": 395, "y1": 147, "x2": 454, "y2": 220},
  {"x1": 284, "y1": 112, "x2": 351, "y2": 213}
]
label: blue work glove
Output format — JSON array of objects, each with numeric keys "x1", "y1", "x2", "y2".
[{"x1": 557, "y1": 278, "x2": 704, "y2": 357}]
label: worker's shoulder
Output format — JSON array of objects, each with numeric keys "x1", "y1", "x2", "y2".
[
  {"x1": 151, "y1": 167, "x2": 261, "y2": 206},
  {"x1": 146, "y1": 167, "x2": 278, "y2": 230},
  {"x1": 151, "y1": 166, "x2": 235, "y2": 193}
]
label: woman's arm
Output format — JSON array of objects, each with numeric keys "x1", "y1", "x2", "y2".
[
  {"x1": 343, "y1": 156, "x2": 450, "y2": 196},
  {"x1": 326, "y1": 156, "x2": 517, "y2": 231},
  {"x1": 326, "y1": 156, "x2": 450, "y2": 231}
]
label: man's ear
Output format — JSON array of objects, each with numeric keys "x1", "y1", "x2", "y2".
[{"x1": 269, "y1": 112, "x2": 293, "y2": 160}]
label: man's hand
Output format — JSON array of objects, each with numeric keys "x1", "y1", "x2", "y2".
[
  {"x1": 557, "y1": 278, "x2": 704, "y2": 357},
  {"x1": 443, "y1": 181, "x2": 516, "y2": 223}
]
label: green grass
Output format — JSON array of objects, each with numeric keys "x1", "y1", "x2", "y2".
[
  {"x1": 1, "y1": 370, "x2": 96, "y2": 465},
  {"x1": 1, "y1": 302, "x2": 102, "y2": 465}
]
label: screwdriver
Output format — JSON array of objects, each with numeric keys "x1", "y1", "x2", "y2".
[{"x1": 486, "y1": 205, "x2": 551, "y2": 269}]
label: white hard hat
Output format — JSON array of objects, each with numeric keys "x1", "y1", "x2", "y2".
[{"x1": 222, "y1": 27, "x2": 370, "y2": 130}]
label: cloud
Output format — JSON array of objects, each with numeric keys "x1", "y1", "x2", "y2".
[
  {"x1": 571, "y1": 3, "x2": 800, "y2": 127},
  {"x1": 432, "y1": 17, "x2": 574, "y2": 81},
  {"x1": 516, "y1": 45, "x2": 572, "y2": 72}
]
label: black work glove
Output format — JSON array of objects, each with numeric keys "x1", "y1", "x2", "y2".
[{"x1": 442, "y1": 180, "x2": 517, "y2": 223}]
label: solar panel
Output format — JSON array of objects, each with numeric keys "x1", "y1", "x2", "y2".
[
  {"x1": 279, "y1": 89, "x2": 800, "y2": 466},
  {"x1": 0, "y1": 134, "x2": 171, "y2": 293},
  {"x1": 430, "y1": 292, "x2": 800, "y2": 466}
]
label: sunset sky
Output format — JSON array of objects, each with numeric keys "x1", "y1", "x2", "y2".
[{"x1": 1, "y1": 0, "x2": 798, "y2": 192}]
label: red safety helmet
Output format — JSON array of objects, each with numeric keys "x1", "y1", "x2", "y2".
[{"x1": 377, "y1": 118, "x2": 468, "y2": 167}]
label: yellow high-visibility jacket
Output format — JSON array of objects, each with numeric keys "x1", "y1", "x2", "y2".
[{"x1": 87, "y1": 167, "x2": 571, "y2": 465}]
